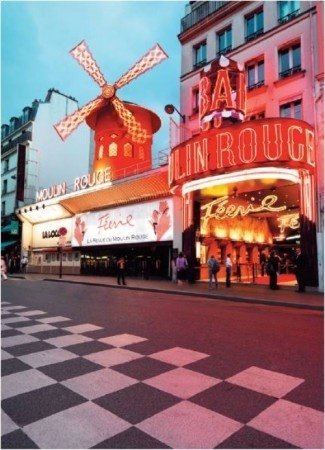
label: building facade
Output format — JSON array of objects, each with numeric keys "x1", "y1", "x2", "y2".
[
  {"x1": 1, "y1": 88, "x2": 90, "y2": 257},
  {"x1": 173, "y1": 0, "x2": 323, "y2": 289}
]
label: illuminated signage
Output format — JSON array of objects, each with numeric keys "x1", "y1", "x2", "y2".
[
  {"x1": 169, "y1": 118, "x2": 315, "y2": 189},
  {"x1": 199, "y1": 56, "x2": 246, "y2": 131},
  {"x1": 72, "y1": 199, "x2": 173, "y2": 247},
  {"x1": 201, "y1": 194, "x2": 286, "y2": 229},
  {"x1": 277, "y1": 213, "x2": 300, "y2": 233},
  {"x1": 32, "y1": 218, "x2": 72, "y2": 248},
  {"x1": 35, "y1": 167, "x2": 112, "y2": 202}
]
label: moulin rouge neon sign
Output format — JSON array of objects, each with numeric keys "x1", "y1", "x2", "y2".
[
  {"x1": 169, "y1": 56, "x2": 315, "y2": 189},
  {"x1": 200, "y1": 194, "x2": 287, "y2": 229}
]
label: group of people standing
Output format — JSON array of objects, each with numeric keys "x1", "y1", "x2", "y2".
[
  {"x1": 114, "y1": 247, "x2": 306, "y2": 293},
  {"x1": 266, "y1": 247, "x2": 306, "y2": 292}
]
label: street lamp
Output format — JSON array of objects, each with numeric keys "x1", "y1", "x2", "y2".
[{"x1": 164, "y1": 104, "x2": 185, "y2": 123}]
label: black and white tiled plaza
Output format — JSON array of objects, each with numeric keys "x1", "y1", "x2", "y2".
[{"x1": 1, "y1": 301, "x2": 324, "y2": 449}]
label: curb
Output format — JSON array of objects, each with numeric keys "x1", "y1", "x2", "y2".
[{"x1": 43, "y1": 278, "x2": 324, "y2": 312}]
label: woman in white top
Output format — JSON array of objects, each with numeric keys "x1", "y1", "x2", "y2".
[{"x1": 225, "y1": 253, "x2": 232, "y2": 287}]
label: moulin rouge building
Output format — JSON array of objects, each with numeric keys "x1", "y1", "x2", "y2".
[{"x1": 17, "y1": 2, "x2": 324, "y2": 290}]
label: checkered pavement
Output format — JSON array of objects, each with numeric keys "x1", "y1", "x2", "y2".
[{"x1": 1, "y1": 301, "x2": 324, "y2": 449}]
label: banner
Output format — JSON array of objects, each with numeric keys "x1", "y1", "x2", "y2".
[{"x1": 72, "y1": 198, "x2": 173, "y2": 247}]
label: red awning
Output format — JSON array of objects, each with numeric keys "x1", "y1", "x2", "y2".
[{"x1": 59, "y1": 168, "x2": 170, "y2": 214}]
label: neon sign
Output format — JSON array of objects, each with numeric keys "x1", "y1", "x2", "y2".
[
  {"x1": 199, "y1": 56, "x2": 246, "y2": 131},
  {"x1": 169, "y1": 118, "x2": 315, "y2": 188},
  {"x1": 201, "y1": 194, "x2": 286, "y2": 229},
  {"x1": 277, "y1": 213, "x2": 300, "y2": 233},
  {"x1": 36, "y1": 167, "x2": 112, "y2": 202}
]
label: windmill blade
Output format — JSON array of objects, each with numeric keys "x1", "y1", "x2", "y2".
[
  {"x1": 54, "y1": 97, "x2": 104, "y2": 141},
  {"x1": 70, "y1": 40, "x2": 107, "y2": 88},
  {"x1": 115, "y1": 44, "x2": 168, "y2": 90},
  {"x1": 112, "y1": 97, "x2": 150, "y2": 144}
]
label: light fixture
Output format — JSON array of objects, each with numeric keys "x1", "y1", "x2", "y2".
[{"x1": 164, "y1": 104, "x2": 185, "y2": 123}]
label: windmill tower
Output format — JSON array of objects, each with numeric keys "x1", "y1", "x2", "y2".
[{"x1": 54, "y1": 41, "x2": 168, "y2": 179}]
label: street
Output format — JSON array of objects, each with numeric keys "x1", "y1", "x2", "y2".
[{"x1": 1, "y1": 278, "x2": 324, "y2": 449}]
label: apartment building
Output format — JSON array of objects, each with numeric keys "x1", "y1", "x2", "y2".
[
  {"x1": 1, "y1": 88, "x2": 90, "y2": 256},
  {"x1": 173, "y1": 1, "x2": 323, "y2": 289}
]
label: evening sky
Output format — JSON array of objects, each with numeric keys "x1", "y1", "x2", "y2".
[{"x1": 1, "y1": 0, "x2": 186, "y2": 158}]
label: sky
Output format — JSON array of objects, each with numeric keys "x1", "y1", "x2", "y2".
[{"x1": 1, "y1": 0, "x2": 187, "y2": 158}]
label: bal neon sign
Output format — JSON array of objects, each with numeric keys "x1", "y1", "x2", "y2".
[
  {"x1": 199, "y1": 56, "x2": 246, "y2": 131},
  {"x1": 201, "y1": 194, "x2": 287, "y2": 229}
]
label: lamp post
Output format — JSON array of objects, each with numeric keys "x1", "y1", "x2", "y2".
[
  {"x1": 164, "y1": 104, "x2": 185, "y2": 123},
  {"x1": 57, "y1": 227, "x2": 67, "y2": 279}
]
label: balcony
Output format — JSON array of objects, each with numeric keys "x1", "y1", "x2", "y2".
[
  {"x1": 193, "y1": 59, "x2": 207, "y2": 70},
  {"x1": 247, "y1": 80, "x2": 265, "y2": 91},
  {"x1": 181, "y1": 1, "x2": 229, "y2": 32},
  {"x1": 245, "y1": 28, "x2": 264, "y2": 43},
  {"x1": 278, "y1": 9, "x2": 300, "y2": 24},
  {"x1": 216, "y1": 45, "x2": 232, "y2": 58},
  {"x1": 1, "y1": 131, "x2": 32, "y2": 155},
  {"x1": 279, "y1": 65, "x2": 301, "y2": 79}
]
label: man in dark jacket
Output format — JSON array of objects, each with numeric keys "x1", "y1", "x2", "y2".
[{"x1": 293, "y1": 247, "x2": 306, "y2": 292}]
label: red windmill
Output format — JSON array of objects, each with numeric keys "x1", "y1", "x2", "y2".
[{"x1": 54, "y1": 41, "x2": 168, "y2": 177}]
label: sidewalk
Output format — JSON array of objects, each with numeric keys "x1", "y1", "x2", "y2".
[{"x1": 9, "y1": 273, "x2": 324, "y2": 311}]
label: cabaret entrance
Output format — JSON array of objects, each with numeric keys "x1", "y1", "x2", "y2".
[{"x1": 169, "y1": 119, "x2": 318, "y2": 287}]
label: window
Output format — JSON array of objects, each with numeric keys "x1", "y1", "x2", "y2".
[
  {"x1": 1, "y1": 201, "x2": 5, "y2": 216},
  {"x1": 3, "y1": 159, "x2": 9, "y2": 173},
  {"x1": 217, "y1": 27, "x2": 232, "y2": 56},
  {"x1": 192, "y1": 87, "x2": 199, "y2": 115},
  {"x1": 123, "y1": 143, "x2": 133, "y2": 157},
  {"x1": 193, "y1": 41, "x2": 207, "y2": 69},
  {"x1": 279, "y1": 44, "x2": 301, "y2": 78},
  {"x1": 280, "y1": 100, "x2": 302, "y2": 119},
  {"x1": 22, "y1": 107, "x2": 30, "y2": 123},
  {"x1": 2, "y1": 179, "x2": 8, "y2": 195},
  {"x1": 278, "y1": 1, "x2": 300, "y2": 23},
  {"x1": 108, "y1": 142, "x2": 118, "y2": 156},
  {"x1": 245, "y1": 10, "x2": 263, "y2": 41},
  {"x1": 247, "y1": 60, "x2": 264, "y2": 89}
]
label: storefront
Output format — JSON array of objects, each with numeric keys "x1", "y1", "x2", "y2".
[
  {"x1": 18, "y1": 166, "x2": 183, "y2": 279},
  {"x1": 169, "y1": 57, "x2": 318, "y2": 286}
]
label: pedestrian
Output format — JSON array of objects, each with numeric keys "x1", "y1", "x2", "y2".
[
  {"x1": 116, "y1": 257, "x2": 127, "y2": 286},
  {"x1": 225, "y1": 253, "x2": 232, "y2": 287},
  {"x1": 1, "y1": 256, "x2": 8, "y2": 281},
  {"x1": 175, "y1": 252, "x2": 188, "y2": 285},
  {"x1": 207, "y1": 254, "x2": 220, "y2": 289},
  {"x1": 171, "y1": 257, "x2": 177, "y2": 283},
  {"x1": 21, "y1": 255, "x2": 28, "y2": 273},
  {"x1": 293, "y1": 247, "x2": 306, "y2": 292},
  {"x1": 266, "y1": 250, "x2": 280, "y2": 290}
]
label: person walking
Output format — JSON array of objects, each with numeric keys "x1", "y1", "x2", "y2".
[
  {"x1": 21, "y1": 255, "x2": 28, "y2": 274},
  {"x1": 116, "y1": 257, "x2": 127, "y2": 286},
  {"x1": 267, "y1": 250, "x2": 280, "y2": 290},
  {"x1": 175, "y1": 252, "x2": 188, "y2": 285},
  {"x1": 1, "y1": 256, "x2": 8, "y2": 281},
  {"x1": 293, "y1": 247, "x2": 306, "y2": 292},
  {"x1": 207, "y1": 255, "x2": 219, "y2": 289},
  {"x1": 225, "y1": 253, "x2": 232, "y2": 287}
]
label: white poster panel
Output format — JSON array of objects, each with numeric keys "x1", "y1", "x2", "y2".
[
  {"x1": 32, "y1": 218, "x2": 73, "y2": 248},
  {"x1": 71, "y1": 198, "x2": 173, "y2": 247}
]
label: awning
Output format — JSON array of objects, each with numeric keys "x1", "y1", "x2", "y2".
[
  {"x1": 1, "y1": 221, "x2": 19, "y2": 235},
  {"x1": 60, "y1": 169, "x2": 171, "y2": 214},
  {"x1": 1, "y1": 240, "x2": 18, "y2": 251}
]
